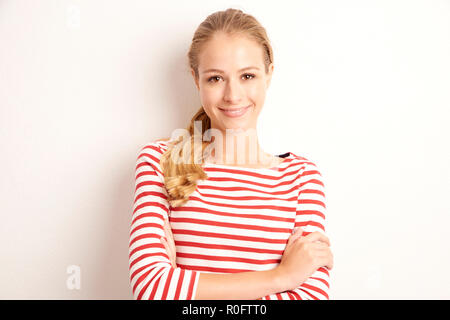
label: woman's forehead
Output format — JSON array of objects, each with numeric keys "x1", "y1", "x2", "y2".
[{"x1": 198, "y1": 36, "x2": 265, "y2": 72}]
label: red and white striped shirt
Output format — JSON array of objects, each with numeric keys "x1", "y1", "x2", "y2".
[{"x1": 129, "y1": 139, "x2": 330, "y2": 300}]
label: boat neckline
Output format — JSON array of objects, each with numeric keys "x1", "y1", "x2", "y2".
[
  {"x1": 202, "y1": 153, "x2": 291, "y2": 171},
  {"x1": 156, "y1": 139, "x2": 291, "y2": 171}
]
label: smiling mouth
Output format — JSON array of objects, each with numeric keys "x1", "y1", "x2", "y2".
[
  {"x1": 218, "y1": 105, "x2": 252, "y2": 118},
  {"x1": 218, "y1": 105, "x2": 251, "y2": 111}
]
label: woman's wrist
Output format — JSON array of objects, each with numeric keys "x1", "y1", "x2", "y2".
[{"x1": 270, "y1": 266, "x2": 288, "y2": 293}]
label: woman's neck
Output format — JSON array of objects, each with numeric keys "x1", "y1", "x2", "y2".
[{"x1": 205, "y1": 129, "x2": 277, "y2": 167}]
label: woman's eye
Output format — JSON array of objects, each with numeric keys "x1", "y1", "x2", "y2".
[
  {"x1": 208, "y1": 76, "x2": 221, "y2": 83},
  {"x1": 243, "y1": 73, "x2": 255, "y2": 80},
  {"x1": 207, "y1": 74, "x2": 255, "y2": 83}
]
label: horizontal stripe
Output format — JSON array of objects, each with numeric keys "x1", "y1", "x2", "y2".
[
  {"x1": 174, "y1": 240, "x2": 282, "y2": 255},
  {"x1": 171, "y1": 205, "x2": 295, "y2": 223},
  {"x1": 170, "y1": 216, "x2": 292, "y2": 233},
  {"x1": 177, "y1": 252, "x2": 281, "y2": 265},
  {"x1": 171, "y1": 228, "x2": 288, "y2": 244},
  {"x1": 129, "y1": 140, "x2": 330, "y2": 300}
]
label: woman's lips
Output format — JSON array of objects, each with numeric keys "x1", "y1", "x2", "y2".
[{"x1": 218, "y1": 105, "x2": 252, "y2": 118}]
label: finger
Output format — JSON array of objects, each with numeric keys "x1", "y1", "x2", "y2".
[
  {"x1": 312, "y1": 241, "x2": 330, "y2": 250},
  {"x1": 287, "y1": 227, "x2": 303, "y2": 245},
  {"x1": 160, "y1": 237, "x2": 170, "y2": 255},
  {"x1": 324, "y1": 255, "x2": 334, "y2": 270},
  {"x1": 161, "y1": 218, "x2": 169, "y2": 238},
  {"x1": 318, "y1": 256, "x2": 333, "y2": 270},
  {"x1": 164, "y1": 218, "x2": 177, "y2": 254},
  {"x1": 163, "y1": 234, "x2": 177, "y2": 268},
  {"x1": 162, "y1": 219, "x2": 171, "y2": 244},
  {"x1": 163, "y1": 218, "x2": 175, "y2": 243},
  {"x1": 304, "y1": 231, "x2": 330, "y2": 246},
  {"x1": 170, "y1": 256, "x2": 176, "y2": 269},
  {"x1": 317, "y1": 248, "x2": 334, "y2": 270},
  {"x1": 292, "y1": 227, "x2": 303, "y2": 236},
  {"x1": 162, "y1": 217, "x2": 178, "y2": 268},
  {"x1": 160, "y1": 236, "x2": 172, "y2": 258},
  {"x1": 160, "y1": 237, "x2": 177, "y2": 268}
]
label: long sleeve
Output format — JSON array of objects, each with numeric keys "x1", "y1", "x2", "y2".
[
  {"x1": 260, "y1": 161, "x2": 330, "y2": 300},
  {"x1": 128, "y1": 143, "x2": 200, "y2": 300}
]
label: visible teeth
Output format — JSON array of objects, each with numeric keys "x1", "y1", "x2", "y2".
[{"x1": 222, "y1": 107, "x2": 245, "y2": 112}]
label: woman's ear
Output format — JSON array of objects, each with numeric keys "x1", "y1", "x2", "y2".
[
  {"x1": 265, "y1": 63, "x2": 274, "y2": 89},
  {"x1": 191, "y1": 68, "x2": 200, "y2": 90}
]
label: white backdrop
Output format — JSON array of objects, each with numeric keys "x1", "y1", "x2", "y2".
[{"x1": 0, "y1": 0, "x2": 449, "y2": 299}]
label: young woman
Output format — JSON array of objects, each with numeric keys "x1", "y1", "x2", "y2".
[{"x1": 129, "y1": 8, "x2": 333, "y2": 300}]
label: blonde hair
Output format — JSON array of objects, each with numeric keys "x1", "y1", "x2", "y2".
[{"x1": 160, "y1": 7, "x2": 274, "y2": 208}]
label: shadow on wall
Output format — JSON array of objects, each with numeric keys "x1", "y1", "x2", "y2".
[
  {"x1": 88, "y1": 36, "x2": 200, "y2": 299},
  {"x1": 155, "y1": 32, "x2": 203, "y2": 138},
  {"x1": 89, "y1": 159, "x2": 136, "y2": 299}
]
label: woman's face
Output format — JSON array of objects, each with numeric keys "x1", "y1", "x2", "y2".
[{"x1": 192, "y1": 32, "x2": 273, "y2": 134}]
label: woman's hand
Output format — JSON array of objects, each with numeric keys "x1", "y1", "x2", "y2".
[
  {"x1": 275, "y1": 227, "x2": 334, "y2": 291},
  {"x1": 160, "y1": 217, "x2": 177, "y2": 268}
]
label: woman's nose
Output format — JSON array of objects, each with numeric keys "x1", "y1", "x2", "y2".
[{"x1": 223, "y1": 78, "x2": 243, "y2": 104}]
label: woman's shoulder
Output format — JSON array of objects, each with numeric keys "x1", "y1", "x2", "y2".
[
  {"x1": 135, "y1": 138, "x2": 179, "y2": 179},
  {"x1": 136, "y1": 137, "x2": 172, "y2": 167},
  {"x1": 286, "y1": 152, "x2": 324, "y2": 176},
  {"x1": 286, "y1": 151, "x2": 315, "y2": 166},
  {"x1": 139, "y1": 137, "x2": 171, "y2": 152}
]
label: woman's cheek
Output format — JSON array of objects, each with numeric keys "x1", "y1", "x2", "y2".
[{"x1": 201, "y1": 89, "x2": 223, "y2": 109}]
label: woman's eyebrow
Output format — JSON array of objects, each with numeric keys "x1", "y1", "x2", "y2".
[{"x1": 202, "y1": 66, "x2": 260, "y2": 74}]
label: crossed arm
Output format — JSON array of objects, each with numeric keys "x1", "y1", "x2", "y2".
[
  {"x1": 129, "y1": 145, "x2": 332, "y2": 300},
  {"x1": 160, "y1": 215, "x2": 331, "y2": 300}
]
